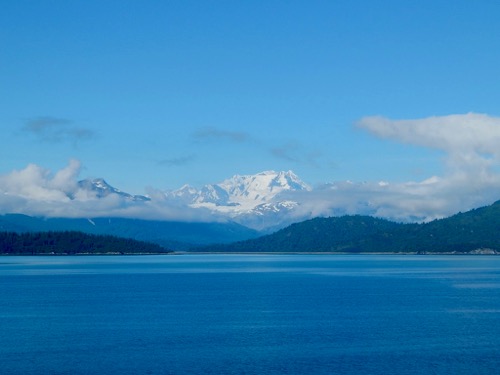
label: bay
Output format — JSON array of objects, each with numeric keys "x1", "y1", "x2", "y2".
[{"x1": 1, "y1": 254, "x2": 499, "y2": 374}]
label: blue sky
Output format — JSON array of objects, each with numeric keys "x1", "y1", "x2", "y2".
[{"x1": 2, "y1": 0, "x2": 500, "y2": 196}]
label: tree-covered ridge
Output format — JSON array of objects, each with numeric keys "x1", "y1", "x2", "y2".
[
  {"x1": 0, "y1": 231, "x2": 171, "y2": 255},
  {"x1": 0, "y1": 215, "x2": 259, "y2": 251},
  {"x1": 194, "y1": 200, "x2": 500, "y2": 253}
]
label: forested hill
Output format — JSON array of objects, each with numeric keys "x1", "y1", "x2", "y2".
[
  {"x1": 194, "y1": 200, "x2": 500, "y2": 254},
  {"x1": 0, "y1": 215, "x2": 259, "y2": 251},
  {"x1": 0, "y1": 231, "x2": 171, "y2": 255}
]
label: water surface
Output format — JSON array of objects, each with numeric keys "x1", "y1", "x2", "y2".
[{"x1": 1, "y1": 254, "x2": 499, "y2": 374}]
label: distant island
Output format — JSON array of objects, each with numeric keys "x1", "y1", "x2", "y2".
[{"x1": 0, "y1": 231, "x2": 171, "y2": 255}]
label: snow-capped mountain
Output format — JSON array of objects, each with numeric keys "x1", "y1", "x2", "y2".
[
  {"x1": 165, "y1": 170, "x2": 311, "y2": 229},
  {"x1": 216, "y1": 170, "x2": 310, "y2": 207},
  {"x1": 78, "y1": 178, "x2": 150, "y2": 201},
  {"x1": 75, "y1": 171, "x2": 312, "y2": 230}
]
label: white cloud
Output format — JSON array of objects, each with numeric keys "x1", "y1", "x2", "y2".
[
  {"x1": 357, "y1": 113, "x2": 500, "y2": 174},
  {"x1": 0, "y1": 160, "x2": 220, "y2": 222},
  {"x1": 49, "y1": 159, "x2": 81, "y2": 192},
  {"x1": 358, "y1": 112, "x2": 500, "y2": 182},
  {"x1": 0, "y1": 163, "x2": 72, "y2": 202},
  {"x1": 357, "y1": 113, "x2": 500, "y2": 152}
]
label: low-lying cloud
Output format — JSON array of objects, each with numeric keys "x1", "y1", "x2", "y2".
[{"x1": 0, "y1": 160, "x2": 218, "y2": 222}]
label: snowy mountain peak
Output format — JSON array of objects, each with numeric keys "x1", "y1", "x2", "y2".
[
  {"x1": 271, "y1": 170, "x2": 311, "y2": 191},
  {"x1": 219, "y1": 170, "x2": 310, "y2": 194},
  {"x1": 167, "y1": 170, "x2": 310, "y2": 218},
  {"x1": 78, "y1": 178, "x2": 150, "y2": 201},
  {"x1": 87, "y1": 178, "x2": 117, "y2": 192},
  {"x1": 173, "y1": 184, "x2": 198, "y2": 196},
  {"x1": 77, "y1": 171, "x2": 311, "y2": 230}
]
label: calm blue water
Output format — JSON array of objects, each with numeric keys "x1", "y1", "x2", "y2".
[{"x1": 1, "y1": 254, "x2": 500, "y2": 374}]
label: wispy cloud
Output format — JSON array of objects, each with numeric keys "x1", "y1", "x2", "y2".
[
  {"x1": 158, "y1": 155, "x2": 196, "y2": 167},
  {"x1": 270, "y1": 141, "x2": 300, "y2": 162},
  {"x1": 192, "y1": 127, "x2": 322, "y2": 167},
  {"x1": 23, "y1": 116, "x2": 95, "y2": 145},
  {"x1": 192, "y1": 126, "x2": 251, "y2": 143},
  {"x1": 271, "y1": 141, "x2": 322, "y2": 167}
]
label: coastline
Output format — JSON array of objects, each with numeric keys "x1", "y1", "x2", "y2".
[{"x1": 2, "y1": 248, "x2": 499, "y2": 256}]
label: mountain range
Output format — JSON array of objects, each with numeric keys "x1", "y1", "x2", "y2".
[
  {"x1": 76, "y1": 170, "x2": 312, "y2": 231},
  {"x1": 3, "y1": 163, "x2": 499, "y2": 234},
  {"x1": 0, "y1": 171, "x2": 312, "y2": 250},
  {"x1": 2, "y1": 169, "x2": 500, "y2": 253}
]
